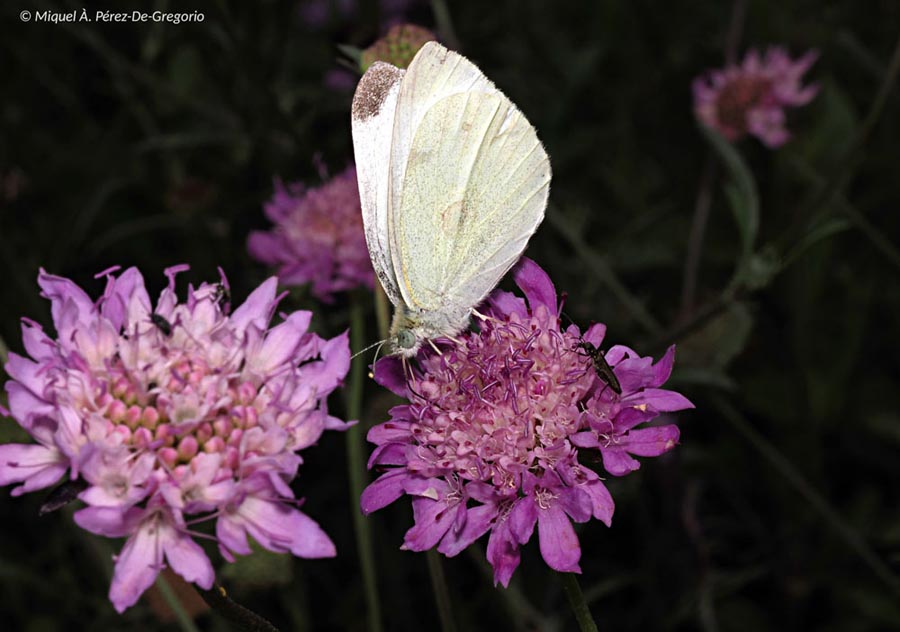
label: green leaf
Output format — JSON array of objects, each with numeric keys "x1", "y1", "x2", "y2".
[
  {"x1": 678, "y1": 301, "x2": 755, "y2": 370},
  {"x1": 700, "y1": 123, "x2": 760, "y2": 257},
  {"x1": 788, "y1": 216, "x2": 852, "y2": 266},
  {"x1": 336, "y1": 43, "x2": 363, "y2": 66},
  {"x1": 795, "y1": 80, "x2": 860, "y2": 168}
]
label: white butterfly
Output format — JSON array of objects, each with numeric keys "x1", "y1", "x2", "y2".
[{"x1": 351, "y1": 41, "x2": 551, "y2": 357}]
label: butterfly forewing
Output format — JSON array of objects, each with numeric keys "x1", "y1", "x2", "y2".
[{"x1": 351, "y1": 61, "x2": 406, "y2": 306}]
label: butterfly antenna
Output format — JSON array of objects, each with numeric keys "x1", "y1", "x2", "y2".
[
  {"x1": 351, "y1": 338, "x2": 387, "y2": 361},
  {"x1": 367, "y1": 340, "x2": 386, "y2": 379}
]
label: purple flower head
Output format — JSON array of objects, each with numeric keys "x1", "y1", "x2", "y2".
[
  {"x1": 360, "y1": 259, "x2": 693, "y2": 585},
  {"x1": 248, "y1": 165, "x2": 374, "y2": 302},
  {"x1": 1, "y1": 266, "x2": 353, "y2": 612},
  {"x1": 693, "y1": 46, "x2": 819, "y2": 147}
]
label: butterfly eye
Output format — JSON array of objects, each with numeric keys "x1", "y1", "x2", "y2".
[{"x1": 397, "y1": 330, "x2": 417, "y2": 349}]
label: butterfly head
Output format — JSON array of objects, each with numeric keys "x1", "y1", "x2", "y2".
[
  {"x1": 388, "y1": 304, "x2": 470, "y2": 358},
  {"x1": 389, "y1": 308, "x2": 426, "y2": 357}
]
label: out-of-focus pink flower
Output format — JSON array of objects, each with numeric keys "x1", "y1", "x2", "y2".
[
  {"x1": 693, "y1": 47, "x2": 819, "y2": 147},
  {"x1": 1, "y1": 266, "x2": 352, "y2": 612},
  {"x1": 360, "y1": 259, "x2": 693, "y2": 585},
  {"x1": 361, "y1": 24, "x2": 436, "y2": 71},
  {"x1": 248, "y1": 166, "x2": 374, "y2": 303}
]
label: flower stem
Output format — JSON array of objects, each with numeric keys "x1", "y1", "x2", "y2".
[
  {"x1": 429, "y1": 0, "x2": 460, "y2": 51},
  {"x1": 195, "y1": 583, "x2": 280, "y2": 632},
  {"x1": 426, "y1": 549, "x2": 458, "y2": 632},
  {"x1": 374, "y1": 283, "x2": 391, "y2": 343},
  {"x1": 346, "y1": 295, "x2": 384, "y2": 632},
  {"x1": 560, "y1": 572, "x2": 599, "y2": 632},
  {"x1": 371, "y1": 287, "x2": 456, "y2": 632},
  {"x1": 679, "y1": 157, "x2": 717, "y2": 322},
  {"x1": 679, "y1": 0, "x2": 746, "y2": 322},
  {"x1": 155, "y1": 574, "x2": 201, "y2": 632}
]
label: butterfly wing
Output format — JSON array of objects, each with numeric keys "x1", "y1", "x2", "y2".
[
  {"x1": 351, "y1": 61, "x2": 406, "y2": 306},
  {"x1": 391, "y1": 45, "x2": 551, "y2": 316}
]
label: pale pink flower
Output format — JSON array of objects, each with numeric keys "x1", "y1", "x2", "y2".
[
  {"x1": 248, "y1": 166, "x2": 374, "y2": 302},
  {"x1": 361, "y1": 259, "x2": 693, "y2": 585},
  {"x1": 1, "y1": 265, "x2": 352, "y2": 612},
  {"x1": 693, "y1": 47, "x2": 819, "y2": 147}
]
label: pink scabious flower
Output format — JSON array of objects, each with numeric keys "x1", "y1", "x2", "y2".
[
  {"x1": 0, "y1": 265, "x2": 352, "y2": 612},
  {"x1": 247, "y1": 165, "x2": 374, "y2": 302},
  {"x1": 693, "y1": 46, "x2": 819, "y2": 147},
  {"x1": 360, "y1": 259, "x2": 693, "y2": 585}
]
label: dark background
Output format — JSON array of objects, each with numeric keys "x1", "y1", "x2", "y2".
[{"x1": 2, "y1": 1, "x2": 899, "y2": 630}]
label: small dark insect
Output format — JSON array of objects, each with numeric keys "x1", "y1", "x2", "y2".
[
  {"x1": 575, "y1": 341, "x2": 622, "y2": 395},
  {"x1": 150, "y1": 313, "x2": 173, "y2": 336},
  {"x1": 39, "y1": 479, "x2": 88, "y2": 515},
  {"x1": 212, "y1": 282, "x2": 231, "y2": 309}
]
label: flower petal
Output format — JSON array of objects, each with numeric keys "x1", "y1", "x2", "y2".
[
  {"x1": 537, "y1": 504, "x2": 581, "y2": 573},
  {"x1": 513, "y1": 257, "x2": 558, "y2": 313},
  {"x1": 438, "y1": 503, "x2": 496, "y2": 557},
  {"x1": 361, "y1": 470, "x2": 410, "y2": 514}
]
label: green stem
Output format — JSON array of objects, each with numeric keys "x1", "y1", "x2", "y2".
[
  {"x1": 711, "y1": 395, "x2": 900, "y2": 598},
  {"x1": 195, "y1": 583, "x2": 280, "y2": 632},
  {"x1": 429, "y1": 0, "x2": 461, "y2": 51},
  {"x1": 560, "y1": 572, "x2": 599, "y2": 632},
  {"x1": 372, "y1": 285, "x2": 454, "y2": 631},
  {"x1": 345, "y1": 296, "x2": 384, "y2": 632},
  {"x1": 155, "y1": 575, "x2": 201, "y2": 632},
  {"x1": 374, "y1": 283, "x2": 391, "y2": 343},
  {"x1": 679, "y1": 157, "x2": 717, "y2": 321},
  {"x1": 426, "y1": 549, "x2": 458, "y2": 632}
]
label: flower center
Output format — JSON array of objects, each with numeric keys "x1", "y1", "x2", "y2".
[
  {"x1": 405, "y1": 312, "x2": 595, "y2": 488},
  {"x1": 80, "y1": 353, "x2": 263, "y2": 468},
  {"x1": 716, "y1": 75, "x2": 772, "y2": 133}
]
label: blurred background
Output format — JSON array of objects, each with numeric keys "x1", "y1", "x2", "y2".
[{"x1": 2, "y1": 1, "x2": 899, "y2": 630}]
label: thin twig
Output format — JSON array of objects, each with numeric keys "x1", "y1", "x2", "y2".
[
  {"x1": 711, "y1": 395, "x2": 900, "y2": 599},
  {"x1": 679, "y1": 157, "x2": 717, "y2": 321},
  {"x1": 548, "y1": 212, "x2": 663, "y2": 336},
  {"x1": 781, "y1": 34, "x2": 900, "y2": 250},
  {"x1": 723, "y1": 0, "x2": 749, "y2": 65},
  {"x1": 786, "y1": 156, "x2": 900, "y2": 273}
]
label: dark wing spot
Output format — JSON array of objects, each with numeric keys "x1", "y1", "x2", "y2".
[{"x1": 352, "y1": 62, "x2": 404, "y2": 122}]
